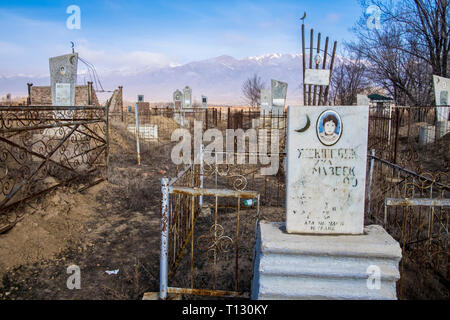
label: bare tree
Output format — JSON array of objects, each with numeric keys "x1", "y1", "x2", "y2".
[
  {"x1": 330, "y1": 52, "x2": 370, "y2": 105},
  {"x1": 348, "y1": 0, "x2": 449, "y2": 106},
  {"x1": 242, "y1": 74, "x2": 265, "y2": 108}
]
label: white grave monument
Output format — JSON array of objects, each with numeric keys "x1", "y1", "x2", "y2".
[
  {"x1": 260, "y1": 89, "x2": 271, "y2": 116},
  {"x1": 271, "y1": 79, "x2": 287, "y2": 116},
  {"x1": 201, "y1": 95, "x2": 207, "y2": 109},
  {"x1": 286, "y1": 106, "x2": 368, "y2": 234},
  {"x1": 432, "y1": 75, "x2": 450, "y2": 139},
  {"x1": 251, "y1": 105, "x2": 402, "y2": 300},
  {"x1": 183, "y1": 86, "x2": 192, "y2": 111}
]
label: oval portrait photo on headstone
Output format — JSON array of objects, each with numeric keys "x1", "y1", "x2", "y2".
[{"x1": 316, "y1": 110, "x2": 342, "y2": 146}]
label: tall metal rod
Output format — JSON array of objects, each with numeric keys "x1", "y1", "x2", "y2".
[
  {"x1": 313, "y1": 33, "x2": 321, "y2": 106},
  {"x1": 367, "y1": 149, "x2": 375, "y2": 218},
  {"x1": 135, "y1": 103, "x2": 141, "y2": 165},
  {"x1": 213, "y1": 195, "x2": 218, "y2": 290},
  {"x1": 105, "y1": 101, "x2": 110, "y2": 181},
  {"x1": 160, "y1": 178, "x2": 170, "y2": 300},
  {"x1": 302, "y1": 24, "x2": 306, "y2": 106},
  {"x1": 323, "y1": 41, "x2": 337, "y2": 105},
  {"x1": 308, "y1": 28, "x2": 314, "y2": 106},
  {"x1": 319, "y1": 37, "x2": 329, "y2": 105},
  {"x1": 235, "y1": 196, "x2": 241, "y2": 292},
  {"x1": 190, "y1": 194, "x2": 195, "y2": 289}
]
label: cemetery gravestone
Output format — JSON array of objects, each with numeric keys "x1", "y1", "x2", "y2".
[
  {"x1": 202, "y1": 95, "x2": 207, "y2": 109},
  {"x1": 271, "y1": 80, "x2": 288, "y2": 116},
  {"x1": 173, "y1": 89, "x2": 182, "y2": 111},
  {"x1": 433, "y1": 75, "x2": 450, "y2": 122},
  {"x1": 49, "y1": 53, "x2": 78, "y2": 106},
  {"x1": 183, "y1": 86, "x2": 192, "y2": 109},
  {"x1": 251, "y1": 105, "x2": 401, "y2": 300},
  {"x1": 286, "y1": 106, "x2": 369, "y2": 234},
  {"x1": 260, "y1": 89, "x2": 271, "y2": 116}
]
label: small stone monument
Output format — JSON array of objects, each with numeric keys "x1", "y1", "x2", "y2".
[
  {"x1": 49, "y1": 53, "x2": 78, "y2": 106},
  {"x1": 271, "y1": 79, "x2": 287, "y2": 116},
  {"x1": 183, "y1": 86, "x2": 192, "y2": 109},
  {"x1": 201, "y1": 95, "x2": 208, "y2": 109},
  {"x1": 286, "y1": 106, "x2": 368, "y2": 234},
  {"x1": 173, "y1": 89, "x2": 182, "y2": 111},
  {"x1": 251, "y1": 106, "x2": 402, "y2": 300},
  {"x1": 260, "y1": 89, "x2": 271, "y2": 116},
  {"x1": 432, "y1": 75, "x2": 450, "y2": 138}
]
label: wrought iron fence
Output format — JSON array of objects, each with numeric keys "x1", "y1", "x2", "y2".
[
  {"x1": 160, "y1": 160, "x2": 260, "y2": 299},
  {"x1": 366, "y1": 153, "x2": 449, "y2": 298},
  {"x1": 0, "y1": 105, "x2": 109, "y2": 233}
]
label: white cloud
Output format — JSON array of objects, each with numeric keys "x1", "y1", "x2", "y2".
[
  {"x1": 71, "y1": 44, "x2": 177, "y2": 76},
  {"x1": 324, "y1": 13, "x2": 340, "y2": 24}
]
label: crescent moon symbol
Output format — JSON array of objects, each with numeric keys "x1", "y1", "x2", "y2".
[
  {"x1": 300, "y1": 12, "x2": 307, "y2": 21},
  {"x1": 69, "y1": 55, "x2": 76, "y2": 65},
  {"x1": 295, "y1": 115, "x2": 311, "y2": 133}
]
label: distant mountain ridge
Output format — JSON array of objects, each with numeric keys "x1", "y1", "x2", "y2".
[{"x1": 0, "y1": 53, "x2": 305, "y2": 105}]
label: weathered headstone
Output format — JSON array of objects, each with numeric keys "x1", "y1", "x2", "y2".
[
  {"x1": 271, "y1": 79, "x2": 288, "y2": 116},
  {"x1": 433, "y1": 75, "x2": 450, "y2": 121},
  {"x1": 173, "y1": 89, "x2": 182, "y2": 111},
  {"x1": 49, "y1": 53, "x2": 78, "y2": 106},
  {"x1": 252, "y1": 105, "x2": 401, "y2": 300},
  {"x1": 260, "y1": 89, "x2": 271, "y2": 116},
  {"x1": 286, "y1": 106, "x2": 369, "y2": 234},
  {"x1": 183, "y1": 86, "x2": 192, "y2": 109}
]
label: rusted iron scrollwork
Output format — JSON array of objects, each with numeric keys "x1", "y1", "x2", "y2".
[
  {"x1": 0, "y1": 106, "x2": 108, "y2": 233},
  {"x1": 197, "y1": 224, "x2": 233, "y2": 260}
]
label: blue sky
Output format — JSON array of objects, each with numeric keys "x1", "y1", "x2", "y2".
[{"x1": 0, "y1": 0, "x2": 366, "y2": 77}]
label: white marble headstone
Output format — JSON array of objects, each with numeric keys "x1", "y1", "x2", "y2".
[
  {"x1": 183, "y1": 86, "x2": 192, "y2": 109},
  {"x1": 433, "y1": 75, "x2": 450, "y2": 121},
  {"x1": 286, "y1": 106, "x2": 369, "y2": 235}
]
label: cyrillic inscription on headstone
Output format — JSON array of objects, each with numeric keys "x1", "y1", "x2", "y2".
[{"x1": 286, "y1": 106, "x2": 369, "y2": 235}]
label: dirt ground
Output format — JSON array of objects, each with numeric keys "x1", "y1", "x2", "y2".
[
  {"x1": 0, "y1": 122, "x2": 283, "y2": 300},
  {"x1": 0, "y1": 121, "x2": 446, "y2": 300}
]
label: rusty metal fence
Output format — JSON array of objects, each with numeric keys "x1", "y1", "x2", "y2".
[
  {"x1": 0, "y1": 105, "x2": 109, "y2": 233},
  {"x1": 160, "y1": 153, "x2": 260, "y2": 299},
  {"x1": 366, "y1": 152, "x2": 449, "y2": 298}
]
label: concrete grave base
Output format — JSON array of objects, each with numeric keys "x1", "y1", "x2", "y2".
[{"x1": 251, "y1": 221, "x2": 402, "y2": 300}]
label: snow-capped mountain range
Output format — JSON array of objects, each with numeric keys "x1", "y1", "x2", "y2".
[{"x1": 1, "y1": 53, "x2": 306, "y2": 105}]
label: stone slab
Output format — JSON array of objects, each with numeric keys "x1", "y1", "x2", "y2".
[
  {"x1": 286, "y1": 106, "x2": 369, "y2": 235},
  {"x1": 251, "y1": 221, "x2": 402, "y2": 300},
  {"x1": 49, "y1": 53, "x2": 78, "y2": 106}
]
